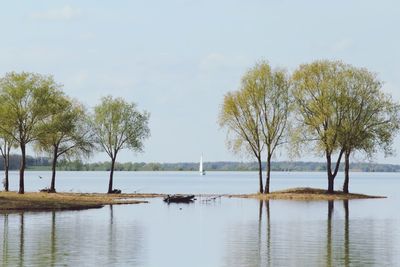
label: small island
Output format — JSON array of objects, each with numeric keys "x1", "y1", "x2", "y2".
[{"x1": 228, "y1": 187, "x2": 386, "y2": 201}]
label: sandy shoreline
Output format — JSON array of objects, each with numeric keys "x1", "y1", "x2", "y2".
[{"x1": 0, "y1": 192, "x2": 160, "y2": 213}]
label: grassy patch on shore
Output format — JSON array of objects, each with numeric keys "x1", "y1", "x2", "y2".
[
  {"x1": 0, "y1": 192, "x2": 160, "y2": 213},
  {"x1": 228, "y1": 187, "x2": 386, "y2": 201}
]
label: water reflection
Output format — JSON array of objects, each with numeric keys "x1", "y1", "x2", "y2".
[
  {"x1": 108, "y1": 205, "x2": 116, "y2": 264},
  {"x1": 1, "y1": 198, "x2": 398, "y2": 266},
  {"x1": 50, "y1": 211, "x2": 56, "y2": 267},
  {"x1": 343, "y1": 200, "x2": 349, "y2": 267},
  {"x1": 225, "y1": 199, "x2": 397, "y2": 267},
  {"x1": 2, "y1": 214, "x2": 9, "y2": 264},
  {"x1": 19, "y1": 213, "x2": 24, "y2": 267},
  {"x1": 1, "y1": 207, "x2": 145, "y2": 266},
  {"x1": 265, "y1": 201, "x2": 271, "y2": 267},
  {"x1": 326, "y1": 200, "x2": 333, "y2": 267}
]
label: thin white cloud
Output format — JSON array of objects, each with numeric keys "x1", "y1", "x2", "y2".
[
  {"x1": 383, "y1": 81, "x2": 400, "y2": 101},
  {"x1": 199, "y1": 53, "x2": 248, "y2": 73},
  {"x1": 30, "y1": 5, "x2": 82, "y2": 21},
  {"x1": 331, "y1": 38, "x2": 353, "y2": 52}
]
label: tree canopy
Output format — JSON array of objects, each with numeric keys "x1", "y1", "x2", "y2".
[
  {"x1": 35, "y1": 94, "x2": 94, "y2": 192},
  {"x1": 291, "y1": 60, "x2": 348, "y2": 193},
  {"x1": 219, "y1": 61, "x2": 290, "y2": 193},
  {"x1": 92, "y1": 96, "x2": 150, "y2": 193},
  {"x1": 338, "y1": 66, "x2": 400, "y2": 192},
  {"x1": 0, "y1": 72, "x2": 61, "y2": 193},
  {"x1": 219, "y1": 88, "x2": 265, "y2": 193}
]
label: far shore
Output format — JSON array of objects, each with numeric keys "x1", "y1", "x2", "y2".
[{"x1": 0, "y1": 187, "x2": 385, "y2": 213}]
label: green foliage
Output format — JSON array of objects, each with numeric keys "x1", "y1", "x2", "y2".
[
  {"x1": 0, "y1": 71, "x2": 63, "y2": 193},
  {"x1": 291, "y1": 60, "x2": 400, "y2": 192},
  {"x1": 243, "y1": 61, "x2": 291, "y2": 153},
  {"x1": 291, "y1": 60, "x2": 348, "y2": 155},
  {"x1": 219, "y1": 61, "x2": 291, "y2": 159},
  {"x1": 219, "y1": 90, "x2": 264, "y2": 158},
  {"x1": 0, "y1": 72, "x2": 62, "y2": 144},
  {"x1": 338, "y1": 66, "x2": 400, "y2": 157},
  {"x1": 91, "y1": 96, "x2": 150, "y2": 192},
  {"x1": 35, "y1": 95, "x2": 94, "y2": 160},
  {"x1": 92, "y1": 96, "x2": 150, "y2": 160},
  {"x1": 219, "y1": 61, "x2": 291, "y2": 193}
]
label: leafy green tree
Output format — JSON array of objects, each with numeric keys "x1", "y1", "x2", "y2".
[
  {"x1": 219, "y1": 87, "x2": 265, "y2": 193},
  {"x1": 0, "y1": 100, "x2": 16, "y2": 192},
  {"x1": 0, "y1": 72, "x2": 60, "y2": 194},
  {"x1": 92, "y1": 96, "x2": 150, "y2": 193},
  {"x1": 245, "y1": 62, "x2": 291, "y2": 193},
  {"x1": 292, "y1": 60, "x2": 348, "y2": 193},
  {"x1": 339, "y1": 67, "x2": 400, "y2": 193},
  {"x1": 36, "y1": 95, "x2": 94, "y2": 192}
]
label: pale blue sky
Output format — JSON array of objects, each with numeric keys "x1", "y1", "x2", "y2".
[{"x1": 1, "y1": 1, "x2": 399, "y2": 163}]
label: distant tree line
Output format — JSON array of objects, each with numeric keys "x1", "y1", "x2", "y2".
[
  {"x1": 0, "y1": 155, "x2": 50, "y2": 170},
  {"x1": 10, "y1": 158, "x2": 400, "y2": 173}
]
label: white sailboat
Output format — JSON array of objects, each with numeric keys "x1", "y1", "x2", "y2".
[{"x1": 199, "y1": 155, "x2": 206, "y2": 175}]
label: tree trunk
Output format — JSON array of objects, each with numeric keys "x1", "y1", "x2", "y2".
[
  {"x1": 3, "y1": 156, "x2": 9, "y2": 192},
  {"x1": 326, "y1": 150, "x2": 344, "y2": 194},
  {"x1": 4, "y1": 146, "x2": 10, "y2": 192},
  {"x1": 326, "y1": 152, "x2": 334, "y2": 193},
  {"x1": 343, "y1": 151, "x2": 350, "y2": 193},
  {"x1": 264, "y1": 153, "x2": 271, "y2": 194},
  {"x1": 19, "y1": 144, "x2": 26, "y2": 194},
  {"x1": 4, "y1": 162, "x2": 9, "y2": 192},
  {"x1": 50, "y1": 146, "x2": 58, "y2": 193},
  {"x1": 257, "y1": 158, "x2": 264, "y2": 194},
  {"x1": 328, "y1": 174, "x2": 334, "y2": 193},
  {"x1": 108, "y1": 157, "x2": 116, "y2": 193}
]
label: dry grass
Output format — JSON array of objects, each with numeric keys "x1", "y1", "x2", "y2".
[
  {"x1": 227, "y1": 187, "x2": 386, "y2": 201},
  {"x1": 0, "y1": 192, "x2": 158, "y2": 213}
]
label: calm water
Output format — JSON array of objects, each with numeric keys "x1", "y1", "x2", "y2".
[{"x1": 1, "y1": 171, "x2": 400, "y2": 266}]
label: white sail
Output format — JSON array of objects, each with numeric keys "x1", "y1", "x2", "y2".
[{"x1": 199, "y1": 155, "x2": 205, "y2": 175}]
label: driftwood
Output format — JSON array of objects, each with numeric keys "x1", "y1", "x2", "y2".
[
  {"x1": 110, "y1": 189, "x2": 122, "y2": 194},
  {"x1": 201, "y1": 195, "x2": 222, "y2": 203},
  {"x1": 163, "y1": 194, "x2": 195, "y2": 203},
  {"x1": 39, "y1": 187, "x2": 56, "y2": 193}
]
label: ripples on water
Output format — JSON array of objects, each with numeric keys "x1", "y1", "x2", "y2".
[{"x1": 1, "y1": 172, "x2": 400, "y2": 266}]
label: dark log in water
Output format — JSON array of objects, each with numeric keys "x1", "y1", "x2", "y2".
[{"x1": 163, "y1": 194, "x2": 195, "y2": 203}]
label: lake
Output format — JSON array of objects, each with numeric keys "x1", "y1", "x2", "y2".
[{"x1": 1, "y1": 171, "x2": 400, "y2": 266}]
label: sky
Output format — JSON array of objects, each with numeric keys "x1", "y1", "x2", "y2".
[{"x1": 0, "y1": 1, "x2": 400, "y2": 164}]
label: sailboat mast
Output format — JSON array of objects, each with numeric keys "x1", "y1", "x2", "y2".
[{"x1": 199, "y1": 155, "x2": 203, "y2": 173}]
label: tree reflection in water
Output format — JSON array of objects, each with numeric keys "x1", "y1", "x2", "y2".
[
  {"x1": 0, "y1": 198, "x2": 397, "y2": 266},
  {"x1": 326, "y1": 200, "x2": 334, "y2": 267},
  {"x1": 326, "y1": 200, "x2": 350, "y2": 267},
  {"x1": 0, "y1": 207, "x2": 145, "y2": 266},
  {"x1": 50, "y1": 211, "x2": 56, "y2": 267},
  {"x1": 343, "y1": 200, "x2": 349, "y2": 267},
  {"x1": 224, "y1": 198, "x2": 396, "y2": 266},
  {"x1": 19, "y1": 213, "x2": 24, "y2": 267},
  {"x1": 2, "y1": 213, "x2": 9, "y2": 264}
]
